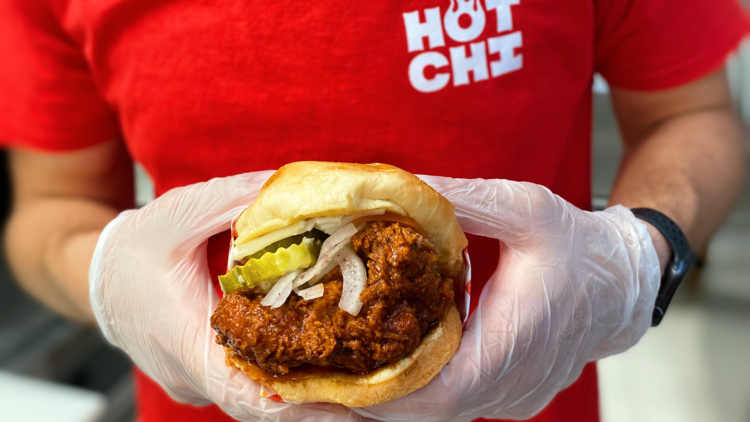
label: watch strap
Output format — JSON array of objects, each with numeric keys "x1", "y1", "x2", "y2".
[
  {"x1": 631, "y1": 208, "x2": 691, "y2": 263},
  {"x1": 631, "y1": 208, "x2": 696, "y2": 326}
]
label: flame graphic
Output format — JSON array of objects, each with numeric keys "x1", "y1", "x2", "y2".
[{"x1": 443, "y1": 0, "x2": 486, "y2": 43}]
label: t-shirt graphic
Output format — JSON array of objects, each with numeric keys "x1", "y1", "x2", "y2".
[{"x1": 403, "y1": 0, "x2": 523, "y2": 92}]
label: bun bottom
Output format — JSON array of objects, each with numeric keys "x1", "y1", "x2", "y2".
[{"x1": 224, "y1": 305, "x2": 462, "y2": 407}]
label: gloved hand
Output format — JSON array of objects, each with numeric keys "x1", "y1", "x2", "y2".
[
  {"x1": 356, "y1": 176, "x2": 661, "y2": 421},
  {"x1": 89, "y1": 172, "x2": 364, "y2": 422}
]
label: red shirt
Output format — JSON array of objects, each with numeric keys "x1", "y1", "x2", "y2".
[{"x1": 1, "y1": 0, "x2": 746, "y2": 421}]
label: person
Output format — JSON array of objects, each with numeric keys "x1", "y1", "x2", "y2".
[{"x1": 0, "y1": 0, "x2": 747, "y2": 421}]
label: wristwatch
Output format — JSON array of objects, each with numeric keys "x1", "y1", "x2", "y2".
[{"x1": 630, "y1": 208, "x2": 697, "y2": 327}]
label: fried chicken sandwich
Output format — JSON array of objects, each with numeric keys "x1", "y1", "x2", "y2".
[{"x1": 210, "y1": 162, "x2": 467, "y2": 406}]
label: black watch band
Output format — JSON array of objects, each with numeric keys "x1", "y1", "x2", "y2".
[{"x1": 630, "y1": 208, "x2": 696, "y2": 327}]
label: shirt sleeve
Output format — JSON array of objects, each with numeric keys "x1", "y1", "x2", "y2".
[
  {"x1": 595, "y1": 0, "x2": 749, "y2": 90},
  {"x1": 0, "y1": 0, "x2": 119, "y2": 150}
]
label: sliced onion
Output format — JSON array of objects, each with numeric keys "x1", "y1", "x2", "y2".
[
  {"x1": 293, "y1": 224, "x2": 357, "y2": 287},
  {"x1": 331, "y1": 209, "x2": 385, "y2": 233},
  {"x1": 334, "y1": 246, "x2": 367, "y2": 316},
  {"x1": 295, "y1": 283, "x2": 325, "y2": 301},
  {"x1": 306, "y1": 260, "x2": 338, "y2": 286},
  {"x1": 314, "y1": 216, "x2": 343, "y2": 234},
  {"x1": 261, "y1": 270, "x2": 301, "y2": 308}
]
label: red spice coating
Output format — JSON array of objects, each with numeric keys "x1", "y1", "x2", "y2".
[{"x1": 211, "y1": 221, "x2": 454, "y2": 374}]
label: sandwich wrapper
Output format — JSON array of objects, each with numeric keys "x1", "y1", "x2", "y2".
[{"x1": 225, "y1": 217, "x2": 473, "y2": 404}]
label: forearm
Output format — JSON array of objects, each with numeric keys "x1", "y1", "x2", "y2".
[
  {"x1": 4, "y1": 140, "x2": 134, "y2": 324},
  {"x1": 609, "y1": 107, "x2": 746, "y2": 254},
  {"x1": 4, "y1": 198, "x2": 118, "y2": 324}
]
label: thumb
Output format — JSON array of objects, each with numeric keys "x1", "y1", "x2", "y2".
[
  {"x1": 418, "y1": 175, "x2": 567, "y2": 246},
  {"x1": 135, "y1": 171, "x2": 275, "y2": 251}
]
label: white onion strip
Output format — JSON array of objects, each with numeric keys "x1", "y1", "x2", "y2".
[
  {"x1": 331, "y1": 209, "x2": 385, "y2": 233},
  {"x1": 293, "y1": 224, "x2": 357, "y2": 287},
  {"x1": 295, "y1": 283, "x2": 325, "y2": 301},
  {"x1": 307, "y1": 260, "x2": 338, "y2": 287},
  {"x1": 334, "y1": 246, "x2": 367, "y2": 316},
  {"x1": 314, "y1": 217, "x2": 343, "y2": 234},
  {"x1": 261, "y1": 270, "x2": 301, "y2": 308}
]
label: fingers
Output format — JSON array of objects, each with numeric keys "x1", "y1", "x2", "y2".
[
  {"x1": 137, "y1": 171, "x2": 275, "y2": 251},
  {"x1": 418, "y1": 175, "x2": 571, "y2": 246}
]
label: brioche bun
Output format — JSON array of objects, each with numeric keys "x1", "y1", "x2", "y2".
[
  {"x1": 227, "y1": 162, "x2": 466, "y2": 406},
  {"x1": 235, "y1": 161, "x2": 468, "y2": 274}
]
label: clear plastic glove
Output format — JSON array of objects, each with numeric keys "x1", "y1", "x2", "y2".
[
  {"x1": 91, "y1": 172, "x2": 660, "y2": 422},
  {"x1": 89, "y1": 172, "x2": 364, "y2": 422},
  {"x1": 356, "y1": 176, "x2": 661, "y2": 421}
]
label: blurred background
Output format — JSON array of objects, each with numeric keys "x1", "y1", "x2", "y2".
[{"x1": 2, "y1": 23, "x2": 750, "y2": 422}]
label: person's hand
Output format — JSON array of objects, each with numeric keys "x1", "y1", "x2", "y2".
[
  {"x1": 89, "y1": 172, "x2": 364, "y2": 422},
  {"x1": 357, "y1": 176, "x2": 661, "y2": 421}
]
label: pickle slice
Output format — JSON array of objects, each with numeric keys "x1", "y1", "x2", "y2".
[
  {"x1": 219, "y1": 238, "x2": 321, "y2": 294},
  {"x1": 245, "y1": 229, "x2": 329, "y2": 261}
]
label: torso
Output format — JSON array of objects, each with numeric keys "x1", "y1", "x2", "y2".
[
  {"x1": 60, "y1": 0, "x2": 598, "y2": 420},
  {"x1": 59, "y1": 0, "x2": 594, "y2": 204}
]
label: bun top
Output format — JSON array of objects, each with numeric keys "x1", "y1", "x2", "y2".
[{"x1": 234, "y1": 162, "x2": 468, "y2": 274}]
